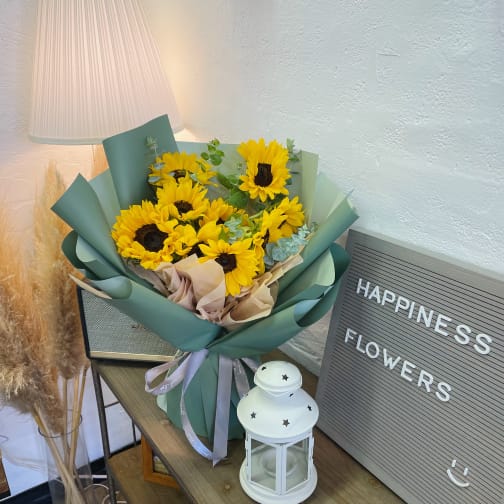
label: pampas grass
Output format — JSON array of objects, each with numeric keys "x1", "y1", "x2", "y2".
[
  {"x1": 90, "y1": 145, "x2": 108, "y2": 179},
  {"x1": 32, "y1": 163, "x2": 88, "y2": 379},
  {"x1": 0, "y1": 206, "x2": 63, "y2": 433},
  {"x1": 0, "y1": 163, "x2": 90, "y2": 504}
]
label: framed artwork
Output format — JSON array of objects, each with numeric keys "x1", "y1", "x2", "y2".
[{"x1": 141, "y1": 436, "x2": 180, "y2": 489}]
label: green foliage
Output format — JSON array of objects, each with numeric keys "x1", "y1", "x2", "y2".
[
  {"x1": 227, "y1": 188, "x2": 249, "y2": 209},
  {"x1": 216, "y1": 171, "x2": 248, "y2": 209},
  {"x1": 216, "y1": 172, "x2": 234, "y2": 190},
  {"x1": 286, "y1": 138, "x2": 300, "y2": 163},
  {"x1": 200, "y1": 139, "x2": 225, "y2": 166},
  {"x1": 263, "y1": 224, "x2": 316, "y2": 268},
  {"x1": 145, "y1": 136, "x2": 164, "y2": 183},
  {"x1": 146, "y1": 136, "x2": 158, "y2": 153},
  {"x1": 224, "y1": 215, "x2": 247, "y2": 242}
]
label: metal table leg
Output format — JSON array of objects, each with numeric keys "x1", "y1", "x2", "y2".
[{"x1": 91, "y1": 362, "x2": 118, "y2": 504}]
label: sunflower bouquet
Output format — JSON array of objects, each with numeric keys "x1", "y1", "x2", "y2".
[
  {"x1": 110, "y1": 135, "x2": 314, "y2": 329},
  {"x1": 52, "y1": 115, "x2": 358, "y2": 464}
]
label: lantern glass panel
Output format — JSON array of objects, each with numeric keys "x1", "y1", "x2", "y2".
[
  {"x1": 250, "y1": 438, "x2": 278, "y2": 491},
  {"x1": 285, "y1": 437, "x2": 310, "y2": 491}
]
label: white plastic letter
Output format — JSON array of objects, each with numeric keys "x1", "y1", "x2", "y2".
[
  {"x1": 368, "y1": 285, "x2": 381, "y2": 304},
  {"x1": 395, "y1": 296, "x2": 410, "y2": 313},
  {"x1": 365, "y1": 341, "x2": 380, "y2": 359},
  {"x1": 356, "y1": 278, "x2": 370, "y2": 297},
  {"x1": 436, "y1": 382, "x2": 452, "y2": 402},
  {"x1": 382, "y1": 349, "x2": 401, "y2": 370},
  {"x1": 356, "y1": 334, "x2": 366, "y2": 354},
  {"x1": 434, "y1": 314, "x2": 452, "y2": 337},
  {"x1": 381, "y1": 290, "x2": 396, "y2": 306},
  {"x1": 417, "y1": 370, "x2": 434, "y2": 392},
  {"x1": 416, "y1": 306, "x2": 434, "y2": 328},
  {"x1": 454, "y1": 324, "x2": 471, "y2": 345},
  {"x1": 474, "y1": 333, "x2": 492, "y2": 356},
  {"x1": 345, "y1": 328, "x2": 357, "y2": 344},
  {"x1": 400, "y1": 360, "x2": 416, "y2": 382}
]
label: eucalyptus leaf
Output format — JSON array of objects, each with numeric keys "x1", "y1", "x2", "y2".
[
  {"x1": 228, "y1": 189, "x2": 249, "y2": 209},
  {"x1": 217, "y1": 172, "x2": 233, "y2": 189}
]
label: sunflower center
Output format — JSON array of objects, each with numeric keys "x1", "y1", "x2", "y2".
[
  {"x1": 263, "y1": 230, "x2": 270, "y2": 246},
  {"x1": 134, "y1": 224, "x2": 168, "y2": 252},
  {"x1": 254, "y1": 163, "x2": 273, "y2": 187},
  {"x1": 216, "y1": 253, "x2": 237, "y2": 273},
  {"x1": 175, "y1": 200, "x2": 193, "y2": 215},
  {"x1": 189, "y1": 242, "x2": 204, "y2": 257},
  {"x1": 173, "y1": 170, "x2": 187, "y2": 181}
]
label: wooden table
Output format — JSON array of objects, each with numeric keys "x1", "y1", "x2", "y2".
[{"x1": 91, "y1": 350, "x2": 404, "y2": 503}]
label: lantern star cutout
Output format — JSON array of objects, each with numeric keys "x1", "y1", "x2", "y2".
[
  {"x1": 261, "y1": 366, "x2": 267, "y2": 371},
  {"x1": 282, "y1": 374, "x2": 289, "y2": 381},
  {"x1": 251, "y1": 412, "x2": 256, "y2": 419},
  {"x1": 282, "y1": 419, "x2": 290, "y2": 427},
  {"x1": 307, "y1": 405, "x2": 312, "y2": 411}
]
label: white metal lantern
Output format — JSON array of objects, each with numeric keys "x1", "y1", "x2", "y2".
[{"x1": 237, "y1": 361, "x2": 319, "y2": 504}]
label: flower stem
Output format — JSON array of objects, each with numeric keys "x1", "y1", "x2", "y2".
[{"x1": 33, "y1": 408, "x2": 86, "y2": 504}]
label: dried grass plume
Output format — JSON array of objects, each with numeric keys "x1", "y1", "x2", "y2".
[
  {"x1": 90, "y1": 144, "x2": 109, "y2": 179},
  {"x1": 0, "y1": 164, "x2": 94, "y2": 502},
  {"x1": 32, "y1": 162, "x2": 88, "y2": 379},
  {"x1": 0, "y1": 206, "x2": 63, "y2": 433}
]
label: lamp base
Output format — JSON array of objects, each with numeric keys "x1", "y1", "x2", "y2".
[{"x1": 239, "y1": 460, "x2": 317, "y2": 504}]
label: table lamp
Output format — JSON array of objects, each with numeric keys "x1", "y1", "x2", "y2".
[{"x1": 28, "y1": 0, "x2": 182, "y2": 146}]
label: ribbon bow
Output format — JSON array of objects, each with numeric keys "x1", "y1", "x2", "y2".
[{"x1": 145, "y1": 350, "x2": 258, "y2": 465}]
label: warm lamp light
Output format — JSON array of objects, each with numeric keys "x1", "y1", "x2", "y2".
[{"x1": 29, "y1": 0, "x2": 182, "y2": 145}]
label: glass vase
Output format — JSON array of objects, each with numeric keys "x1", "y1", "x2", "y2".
[{"x1": 39, "y1": 413, "x2": 96, "y2": 504}]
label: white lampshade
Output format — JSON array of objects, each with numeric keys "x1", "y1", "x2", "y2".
[{"x1": 29, "y1": 0, "x2": 182, "y2": 144}]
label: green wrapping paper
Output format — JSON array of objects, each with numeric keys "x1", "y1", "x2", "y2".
[
  {"x1": 52, "y1": 115, "x2": 358, "y2": 454},
  {"x1": 157, "y1": 353, "x2": 253, "y2": 441}
]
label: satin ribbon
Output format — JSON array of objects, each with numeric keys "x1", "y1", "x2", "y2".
[{"x1": 145, "y1": 350, "x2": 258, "y2": 465}]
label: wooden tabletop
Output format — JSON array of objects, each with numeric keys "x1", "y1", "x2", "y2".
[{"x1": 94, "y1": 351, "x2": 404, "y2": 503}]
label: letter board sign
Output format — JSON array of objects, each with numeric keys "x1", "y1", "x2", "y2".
[{"x1": 316, "y1": 229, "x2": 504, "y2": 504}]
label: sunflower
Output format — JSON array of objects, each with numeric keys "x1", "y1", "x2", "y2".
[
  {"x1": 276, "y1": 196, "x2": 305, "y2": 237},
  {"x1": 170, "y1": 223, "x2": 198, "y2": 259},
  {"x1": 238, "y1": 138, "x2": 290, "y2": 202},
  {"x1": 156, "y1": 178, "x2": 209, "y2": 222},
  {"x1": 149, "y1": 151, "x2": 216, "y2": 186},
  {"x1": 254, "y1": 208, "x2": 290, "y2": 247},
  {"x1": 251, "y1": 208, "x2": 288, "y2": 274},
  {"x1": 111, "y1": 200, "x2": 180, "y2": 269},
  {"x1": 198, "y1": 238, "x2": 259, "y2": 296},
  {"x1": 182, "y1": 220, "x2": 223, "y2": 258},
  {"x1": 200, "y1": 198, "x2": 238, "y2": 227}
]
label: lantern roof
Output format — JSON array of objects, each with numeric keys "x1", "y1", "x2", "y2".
[
  {"x1": 238, "y1": 361, "x2": 319, "y2": 439},
  {"x1": 254, "y1": 361, "x2": 302, "y2": 396}
]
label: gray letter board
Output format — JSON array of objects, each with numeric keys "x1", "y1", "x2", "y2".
[{"x1": 316, "y1": 229, "x2": 504, "y2": 504}]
